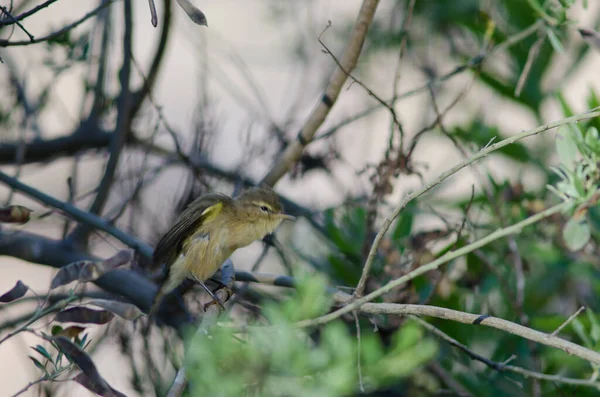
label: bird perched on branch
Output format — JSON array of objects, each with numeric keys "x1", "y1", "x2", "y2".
[{"x1": 146, "y1": 185, "x2": 295, "y2": 329}]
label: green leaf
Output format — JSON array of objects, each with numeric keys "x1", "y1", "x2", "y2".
[
  {"x1": 547, "y1": 28, "x2": 564, "y2": 53},
  {"x1": 32, "y1": 345, "x2": 53, "y2": 362},
  {"x1": 563, "y1": 217, "x2": 591, "y2": 251},
  {"x1": 587, "y1": 310, "x2": 600, "y2": 346},
  {"x1": 392, "y1": 200, "x2": 416, "y2": 244},
  {"x1": 572, "y1": 318, "x2": 592, "y2": 348},
  {"x1": 28, "y1": 356, "x2": 46, "y2": 372},
  {"x1": 556, "y1": 126, "x2": 578, "y2": 169},
  {"x1": 588, "y1": 204, "x2": 600, "y2": 232}
]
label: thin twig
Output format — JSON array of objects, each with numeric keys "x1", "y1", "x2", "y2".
[
  {"x1": 413, "y1": 316, "x2": 600, "y2": 389},
  {"x1": 349, "y1": 110, "x2": 600, "y2": 308},
  {"x1": 550, "y1": 306, "x2": 586, "y2": 338},
  {"x1": 0, "y1": 6, "x2": 34, "y2": 41},
  {"x1": 0, "y1": 1, "x2": 116, "y2": 47},
  {"x1": 515, "y1": 31, "x2": 545, "y2": 97},
  {"x1": 297, "y1": 202, "x2": 570, "y2": 327},
  {"x1": 0, "y1": 0, "x2": 59, "y2": 26}
]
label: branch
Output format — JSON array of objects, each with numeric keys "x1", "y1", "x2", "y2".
[
  {"x1": 0, "y1": 130, "x2": 111, "y2": 165},
  {"x1": 69, "y1": 0, "x2": 134, "y2": 246},
  {"x1": 0, "y1": 229, "x2": 190, "y2": 332},
  {"x1": 352, "y1": 109, "x2": 600, "y2": 302},
  {"x1": 358, "y1": 303, "x2": 600, "y2": 366},
  {"x1": 0, "y1": 0, "x2": 59, "y2": 26},
  {"x1": 0, "y1": 171, "x2": 151, "y2": 257},
  {"x1": 260, "y1": 0, "x2": 380, "y2": 186},
  {"x1": 299, "y1": 202, "x2": 570, "y2": 327},
  {"x1": 412, "y1": 316, "x2": 600, "y2": 389},
  {"x1": 0, "y1": 1, "x2": 116, "y2": 47}
]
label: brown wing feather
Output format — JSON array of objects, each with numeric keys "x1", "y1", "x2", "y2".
[{"x1": 152, "y1": 193, "x2": 233, "y2": 269}]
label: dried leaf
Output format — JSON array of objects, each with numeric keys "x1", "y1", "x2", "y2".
[
  {"x1": 55, "y1": 307, "x2": 114, "y2": 325},
  {"x1": 50, "y1": 251, "x2": 133, "y2": 290},
  {"x1": 74, "y1": 372, "x2": 127, "y2": 397},
  {"x1": 87, "y1": 300, "x2": 144, "y2": 321},
  {"x1": 51, "y1": 336, "x2": 126, "y2": 397},
  {"x1": 102, "y1": 250, "x2": 134, "y2": 271},
  {"x1": 50, "y1": 261, "x2": 102, "y2": 289},
  {"x1": 176, "y1": 0, "x2": 207, "y2": 26},
  {"x1": 0, "y1": 205, "x2": 33, "y2": 223},
  {"x1": 56, "y1": 326, "x2": 86, "y2": 339},
  {"x1": 0, "y1": 280, "x2": 28, "y2": 303},
  {"x1": 580, "y1": 28, "x2": 600, "y2": 52}
]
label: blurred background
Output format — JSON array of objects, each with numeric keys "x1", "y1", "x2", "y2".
[{"x1": 1, "y1": 0, "x2": 600, "y2": 396}]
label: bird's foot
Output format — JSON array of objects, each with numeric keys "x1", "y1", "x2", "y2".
[{"x1": 203, "y1": 284, "x2": 233, "y2": 312}]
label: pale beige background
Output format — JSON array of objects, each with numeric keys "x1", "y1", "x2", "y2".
[{"x1": 0, "y1": 1, "x2": 599, "y2": 396}]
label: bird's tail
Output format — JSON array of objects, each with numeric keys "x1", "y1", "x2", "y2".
[
  {"x1": 144, "y1": 287, "x2": 165, "y2": 335},
  {"x1": 144, "y1": 268, "x2": 184, "y2": 335}
]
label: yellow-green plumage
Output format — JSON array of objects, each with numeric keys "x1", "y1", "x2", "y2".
[{"x1": 147, "y1": 186, "x2": 293, "y2": 326}]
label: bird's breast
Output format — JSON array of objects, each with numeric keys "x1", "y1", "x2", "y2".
[{"x1": 181, "y1": 230, "x2": 232, "y2": 281}]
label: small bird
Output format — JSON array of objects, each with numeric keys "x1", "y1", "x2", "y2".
[{"x1": 146, "y1": 185, "x2": 295, "y2": 328}]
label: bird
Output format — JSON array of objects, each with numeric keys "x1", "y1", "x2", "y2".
[{"x1": 146, "y1": 185, "x2": 295, "y2": 329}]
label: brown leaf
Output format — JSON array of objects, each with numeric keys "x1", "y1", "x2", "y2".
[
  {"x1": 55, "y1": 307, "x2": 114, "y2": 325},
  {"x1": 50, "y1": 261, "x2": 102, "y2": 289},
  {"x1": 49, "y1": 336, "x2": 125, "y2": 397},
  {"x1": 56, "y1": 326, "x2": 86, "y2": 339},
  {"x1": 50, "y1": 251, "x2": 133, "y2": 290},
  {"x1": 74, "y1": 372, "x2": 127, "y2": 397},
  {"x1": 0, "y1": 280, "x2": 28, "y2": 303},
  {"x1": 176, "y1": 0, "x2": 207, "y2": 26},
  {"x1": 87, "y1": 300, "x2": 144, "y2": 321},
  {"x1": 0, "y1": 205, "x2": 33, "y2": 223},
  {"x1": 102, "y1": 250, "x2": 134, "y2": 271},
  {"x1": 579, "y1": 28, "x2": 600, "y2": 52}
]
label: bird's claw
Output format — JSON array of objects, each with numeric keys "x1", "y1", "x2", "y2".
[{"x1": 203, "y1": 285, "x2": 233, "y2": 311}]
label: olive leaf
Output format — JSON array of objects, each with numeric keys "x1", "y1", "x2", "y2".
[
  {"x1": 87, "y1": 300, "x2": 144, "y2": 321},
  {"x1": 176, "y1": 0, "x2": 207, "y2": 26},
  {"x1": 55, "y1": 307, "x2": 114, "y2": 325},
  {"x1": 563, "y1": 216, "x2": 591, "y2": 251},
  {"x1": 50, "y1": 250, "x2": 133, "y2": 289},
  {"x1": 50, "y1": 336, "x2": 126, "y2": 397},
  {"x1": 0, "y1": 280, "x2": 28, "y2": 303},
  {"x1": 0, "y1": 205, "x2": 33, "y2": 223}
]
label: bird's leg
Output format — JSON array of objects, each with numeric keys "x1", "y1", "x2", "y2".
[
  {"x1": 207, "y1": 277, "x2": 234, "y2": 300},
  {"x1": 193, "y1": 276, "x2": 226, "y2": 311}
]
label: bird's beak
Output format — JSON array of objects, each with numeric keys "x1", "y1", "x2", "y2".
[{"x1": 279, "y1": 213, "x2": 296, "y2": 221}]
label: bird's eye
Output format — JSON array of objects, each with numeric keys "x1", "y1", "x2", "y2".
[{"x1": 260, "y1": 206, "x2": 270, "y2": 212}]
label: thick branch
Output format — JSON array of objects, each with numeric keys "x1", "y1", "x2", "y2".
[
  {"x1": 0, "y1": 230, "x2": 190, "y2": 332},
  {"x1": 352, "y1": 301, "x2": 600, "y2": 367},
  {"x1": 0, "y1": 130, "x2": 111, "y2": 165}
]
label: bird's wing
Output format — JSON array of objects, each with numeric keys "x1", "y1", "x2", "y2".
[{"x1": 152, "y1": 193, "x2": 233, "y2": 268}]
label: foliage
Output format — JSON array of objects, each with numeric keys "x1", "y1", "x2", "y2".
[
  {"x1": 2, "y1": 0, "x2": 600, "y2": 396},
  {"x1": 185, "y1": 274, "x2": 437, "y2": 397}
]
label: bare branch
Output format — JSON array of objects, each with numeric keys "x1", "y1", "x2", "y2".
[
  {"x1": 260, "y1": 0, "x2": 380, "y2": 186},
  {"x1": 0, "y1": 1, "x2": 116, "y2": 47},
  {"x1": 0, "y1": 171, "x2": 151, "y2": 257},
  {"x1": 68, "y1": 0, "x2": 134, "y2": 247}
]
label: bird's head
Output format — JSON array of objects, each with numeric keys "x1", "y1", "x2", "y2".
[{"x1": 236, "y1": 186, "x2": 295, "y2": 234}]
